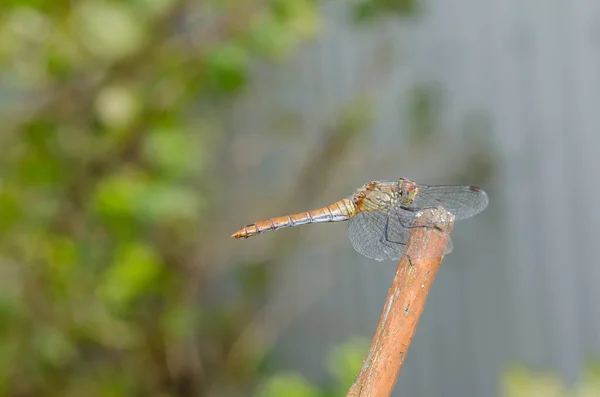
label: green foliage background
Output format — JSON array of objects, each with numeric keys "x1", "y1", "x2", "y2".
[
  {"x1": 0, "y1": 1, "x2": 418, "y2": 396},
  {"x1": 502, "y1": 363, "x2": 600, "y2": 397}
]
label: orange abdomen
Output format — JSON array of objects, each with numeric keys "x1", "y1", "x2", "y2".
[{"x1": 231, "y1": 199, "x2": 355, "y2": 239}]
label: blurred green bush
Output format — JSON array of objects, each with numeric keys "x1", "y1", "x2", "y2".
[
  {"x1": 503, "y1": 362, "x2": 600, "y2": 397},
  {"x1": 257, "y1": 338, "x2": 369, "y2": 397},
  {"x1": 0, "y1": 1, "x2": 416, "y2": 396}
]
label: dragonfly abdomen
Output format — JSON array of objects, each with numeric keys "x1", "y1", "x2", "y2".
[{"x1": 231, "y1": 199, "x2": 355, "y2": 239}]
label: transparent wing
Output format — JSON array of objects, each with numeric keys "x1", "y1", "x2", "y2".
[
  {"x1": 411, "y1": 185, "x2": 488, "y2": 221},
  {"x1": 346, "y1": 210, "x2": 408, "y2": 261},
  {"x1": 347, "y1": 208, "x2": 454, "y2": 261},
  {"x1": 389, "y1": 206, "x2": 454, "y2": 258}
]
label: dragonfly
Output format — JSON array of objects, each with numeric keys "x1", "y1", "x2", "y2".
[{"x1": 231, "y1": 178, "x2": 488, "y2": 261}]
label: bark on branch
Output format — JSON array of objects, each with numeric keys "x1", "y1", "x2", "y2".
[{"x1": 346, "y1": 207, "x2": 455, "y2": 397}]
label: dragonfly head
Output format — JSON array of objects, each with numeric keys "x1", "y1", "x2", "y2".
[{"x1": 398, "y1": 178, "x2": 419, "y2": 205}]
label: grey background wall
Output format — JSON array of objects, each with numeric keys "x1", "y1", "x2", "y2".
[{"x1": 224, "y1": 1, "x2": 600, "y2": 395}]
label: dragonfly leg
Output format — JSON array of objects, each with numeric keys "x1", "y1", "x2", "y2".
[
  {"x1": 382, "y1": 215, "x2": 404, "y2": 245},
  {"x1": 381, "y1": 215, "x2": 408, "y2": 261}
]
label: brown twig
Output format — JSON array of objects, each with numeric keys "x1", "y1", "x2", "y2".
[{"x1": 346, "y1": 207, "x2": 455, "y2": 397}]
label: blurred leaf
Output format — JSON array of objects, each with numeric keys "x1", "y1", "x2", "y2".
[
  {"x1": 0, "y1": 341, "x2": 19, "y2": 393},
  {"x1": 336, "y1": 96, "x2": 374, "y2": 136},
  {"x1": 46, "y1": 236, "x2": 77, "y2": 268},
  {"x1": 94, "y1": 164, "x2": 203, "y2": 227},
  {"x1": 99, "y1": 242, "x2": 163, "y2": 310},
  {"x1": 326, "y1": 338, "x2": 368, "y2": 391},
  {"x1": 73, "y1": 0, "x2": 148, "y2": 61},
  {"x1": 34, "y1": 326, "x2": 77, "y2": 367},
  {"x1": 275, "y1": 0, "x2": 320, "y2": 37},
  {"x1": 502, "y1": 364, "x2": 571, "y2": 397},
  {"x1": 407, "y1": 83, "x2": 443, "y2": 144},
  {"x1": 257, "y1": 373, "x2": 321, "y2": 397},
  {"x1": 76, "y1": 305, "x2": 142, "y2": 349},
  {"x1": 131, "y1": 0, "x2": 177, "y2": 17},
  {"x1": 0, "y1": 7, "x2": 51, "y2": 85},
  {"x1": 17, "y1": 120, "x2": 65, "y2": 186},
  {"x1": 138, "y1": 184, "x2": 203, "y2": 224},
  {"x1": 95, "y1": 85, "x2": 141, "y2": 130},
  {"x1": 93, "y1": 167, "x2": 149, "y2": 220},
  {"x1": 0, "y1": 188, "x2": 22, "y2": 234},
  {"x1": 0, "y1": 292, "x2": 21, "y2": 332},
  {"x1": 1, "y1": 0, "x2": 71, "y2": 11},
  {"x1": 353, "y1": 0, "x2": 419, "y2": 22},
  {"x1": 162, "y1": 303, "x2": 195, "y2": 341},
  {"x1": 249, "y1": 0, "x2": 320, "y2": 59},
  {"x1": 45, "y1": 236, "x2": 78, "y2": 297},
  {"x1": 576, "y1": 361, "x2": 600, "y2": 397},
  {"x1": 582, "y1": 361, "x2": 600, "y2": 384},
  {"x1": 236, "y1": 261, "x2": 270, "y2": 297},
  {"x1": 205, "y1": 42, "x2": 250, "y2": 93},
  {"x1": 142, "y1": 128, "x2": 202, "y2": 178},
  {"x1": 453, "y1": 110, "x2": 498, "y2": 184},
  {"x1": 18, "y1": 149, "x2": 64, "y2": 185}
]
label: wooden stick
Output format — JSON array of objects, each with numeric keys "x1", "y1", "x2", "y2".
[{"x1": 346, "y1": 207, "x2": 455, "y2": 397}]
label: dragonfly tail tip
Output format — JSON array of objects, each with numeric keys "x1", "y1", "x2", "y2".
[{"x1": 231, "y1": 229, "x2": 245, "y2": 239}]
